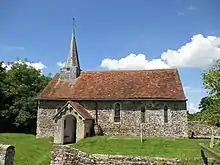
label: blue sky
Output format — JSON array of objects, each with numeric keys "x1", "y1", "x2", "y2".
[{"x1": 0, "y1": 0, "x2": 220, "y2": 113}]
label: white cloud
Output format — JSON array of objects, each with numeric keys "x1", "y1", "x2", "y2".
[
  {"x1": 188, "y1": 102, "x2": 199, "y2": 113},
  {"x1": 26, "y1": 61, "x2": 47, "y2": 70},
  {"x1": 184, "y1": 86, "x2": 202, "y2": 114},
  {"x1": 101, "y1": 53, "x2": 170, "y2": 70},
  {"x1": 183, "y1": 86, "x2": 190, "y2": 91},
  {"x1": 183, "y1": 86, "x2": 200, "y2": 93},
  {"x1": 57, "y1": 61, "x2": 65, "y2": 68},
  {"x1": 0, "y1": 45, "x2": 25, "y2": 52},
  {"x1": 188, "y1": 5, "x2": 196, "y2": 11},
  {"x1": 178, "y1": 12, "x2": 186, "y2": 16},
  {"x1": 100, "y1": 34, "x2": 220, "y2": 70},
  {"x1": 1, "y1": 60, "x2": 47, "y2": 71},
  {"x1": 161, "y1": 34, "x2": 220, "y2": 68}
]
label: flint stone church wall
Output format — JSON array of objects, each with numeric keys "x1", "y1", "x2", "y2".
[
  {"x1": 188, "y1": 121, "x2": 219, "y2": 138},
  {"x1": 0, "y1": 144, "x2": 15, "y2": 165},
  {"x1": 85, "y1": 100, "x2": 188, "y2": 137},
  {"x1": 36, "y1": 100, "x2": 65, "y2": 138},
  {"x1": 37, "y1": 100, "x2": 188, "y2": 138}
]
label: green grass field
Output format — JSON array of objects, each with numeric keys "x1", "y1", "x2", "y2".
[
  {"x1": 1, "y1": 133, "x2": 220, "y2": 165},
  {"x1": 73, "y1": 136, "x2": 216, "y2": 159},
  {"x1": 0, "y1": 133, "x2": 52, "y2": 165}
]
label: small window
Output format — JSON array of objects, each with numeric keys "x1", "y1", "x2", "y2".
[
  {"x1": 164, "y1": 105, "x2": 168, "y2": 123},
  {"x1": 64, "y1": 119, "x2": 66, "y2": 129},
  {"x1": 114, "y1": 103, "x2": 121, "y2": 122},
  {"x1": 140, "y1": 107, "x2": 146, "y2": 123}
]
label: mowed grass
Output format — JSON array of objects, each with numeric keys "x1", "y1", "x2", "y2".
[
  {"x1": 1, "y1": 134, "x2": 220, "y2": 165},
  {"x1": 0, "y1": 133, "x2": 52, "y2": 165},
  {"x1": 73, "y1": 136, "x2": 217, "y2": 159}
]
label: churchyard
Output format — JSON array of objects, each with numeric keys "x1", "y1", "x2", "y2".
[
  {"x1": 72, "y1": 135, "x2": 216, "y2": 158},
  {"x1": 0, "y1": 21, "x2": 219, "y2": 165},
  {"x1": 1, "y1": 133, "x2": 220, "y2": 165}
]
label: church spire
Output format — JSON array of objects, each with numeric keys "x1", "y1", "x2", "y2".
[
  {"x1": 60, "y1": 18, "x2": 81, "y2": 81},
  {"x1": 65, "y1": 18, "x2": 80, "y2": 69}
]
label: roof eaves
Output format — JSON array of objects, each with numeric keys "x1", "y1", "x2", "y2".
[
  {"x1": 37, "y1": 97, "x2": 187, "y2": 102},
  {"x1": 53, "y1": 101, "x2": 70, "y2": 120}
]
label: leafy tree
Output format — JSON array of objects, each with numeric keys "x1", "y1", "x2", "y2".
[
  {"x1": 201, "y1": 60, "x2": 220, "y2": 125},
  {"x1": 0, "y1": 61, "x2": 6, "y2": 109},
  {"x1": 190, "y1": 60, "x2": 220, "y2": 125},
  {"x1": 0, "y1": 60, "x2": 51, "y2": 134},
  {"x1": 198, "y1": 96, "x2": 213, "y2": 111},
  {"x1": 188, "y1": 60, "x2": 220, "y2": 126},
  {"x1": 200, "y1": 99, "x2": 220, "y2": 125},
  {"x1": 202, "y1": 59, "x2": 220, "y2": 96}
]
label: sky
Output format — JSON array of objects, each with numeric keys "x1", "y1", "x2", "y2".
[{"x1": 0, "y1": 0, "x2": 220, "y2": 113}]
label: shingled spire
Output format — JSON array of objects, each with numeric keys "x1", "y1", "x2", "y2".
[
  {"x1": 65, "y1": 26, "x2": 80, "y2": 69},
  {"x1": 60, "y1": 19, "x2": 81, "y2": 81}
]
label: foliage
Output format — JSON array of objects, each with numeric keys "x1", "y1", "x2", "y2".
[
  {"x1": 202, "y1": 59, "x2": 220, "y2": 95},
  {"x1": 188, "y1": 59, "x2": 220, "y2": 126},
  {"x1": 72, "y1": 136, "x2": 215, "y2": 159},
  {"x1": 0, "y1": 61, "x2": 6, "y2": 108},
  {"x1": 209, "y1": 128, "x2": 220, "y2": 148},
  {"x1": 187, "y1": 96, "x2": 213, "y2": 122},
  {"x1": 0, "y1": 133, "x2": 52, "y2": 165},
  {"x1": 0, "y1": 60, "x2": 51, "y2": 134}
]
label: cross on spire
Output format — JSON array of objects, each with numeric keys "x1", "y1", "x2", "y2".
[
  {"x1": 72, "y1": 17, "x2": 76, "y2": 36},
  {"x1": 64, "y1": 18, "x2": 79, "y2": 68},
  {"x1": 60, "y1": 18, "x2": 81, "y2": 81}
]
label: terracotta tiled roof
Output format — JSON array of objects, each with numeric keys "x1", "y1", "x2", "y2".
[
  {"x1": 69, "y1": 101, "x2": 93, "y2": 120},
  {"x1": 53, "y1": 101, "x2": 93, "y2": 120},
  {"x1": 39, "y1": 69, "x2": 186, "y2": 100}
]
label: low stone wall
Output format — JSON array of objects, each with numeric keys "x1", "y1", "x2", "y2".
[
  {"x1": 50, "y1": 144, "x2": 95, "y2": 165},
  {"x1": 188, "y1": 121, "x2": 219, "y2": 138},
  {"x1": 51, "y1": 144, "x2": 204, "y2": 165},
  {"x1": 0, "y1": 144, "x2": 15, "y2": 165}
]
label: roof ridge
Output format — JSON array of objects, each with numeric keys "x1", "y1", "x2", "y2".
[{"x1": 81, "y1": 68, "x2": 178, "y2": 73}]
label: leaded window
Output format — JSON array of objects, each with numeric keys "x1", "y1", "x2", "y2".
[
  {"x1": 114, "y1": 103, "x2": 121, "y2": 122},
  {"x1": 141, "y1": 106, "x2": 146, "y2": 123},
  {"x1": 164, "y1": 105, "x2": 168, "y2": 123}
]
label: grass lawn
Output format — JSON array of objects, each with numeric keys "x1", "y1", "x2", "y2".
[
  {"x1": 1, "y1": 133, "x2": 220, "y2": 165},
  {"x1": 0, "y1": 133, "x2": 52, "y2": 165},
  {"x1": 73, "y1": 136, "x2": 220, "y2": 159}
]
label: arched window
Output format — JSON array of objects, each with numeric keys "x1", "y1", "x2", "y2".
[
  {"x1": 114, "y1": 103, "x2": 121, "y2": 122},
  {"x1": 164, "y1": 105, "x2": 168, "y2": 123},
  {"x1": 140, "y1": 106, "x2": 146, "y2": 123}
]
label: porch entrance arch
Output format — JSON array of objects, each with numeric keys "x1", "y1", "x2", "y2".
[{"x1": 63, "y1": 115, "x2": 77, "y2": 144}]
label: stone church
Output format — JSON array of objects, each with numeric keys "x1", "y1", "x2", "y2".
[{"x1": 36, "y1": 28, "x2": 188, "y2": 144}]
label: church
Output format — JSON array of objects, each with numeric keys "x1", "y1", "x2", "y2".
[{"x1": 36, "y1": 27, "x2": 188, "y2": 144}]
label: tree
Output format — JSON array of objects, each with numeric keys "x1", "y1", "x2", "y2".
[
  {"x1": 0, "y1": 61, "x2": 6, "y2": 107},
  {"x1": 0, "y1": 61, "x2": 7, "y2": 118},
  {"x1": 198, "y1": 96, "x2": 213, "y2": 111},
  {"x1": 0, "y1": 60, "x2": 51, "y2": 134},
  {"x1": 196, "y1": 59, "x2": 220, "y2": 126},
  {"x1": 202, "y1": 59, "x2": 220, "y2": 95}
]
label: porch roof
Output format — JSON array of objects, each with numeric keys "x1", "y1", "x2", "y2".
[{"x1": 53, "y1": 101, "x2": 93, "y2": 120}]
